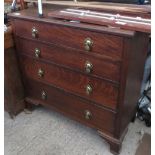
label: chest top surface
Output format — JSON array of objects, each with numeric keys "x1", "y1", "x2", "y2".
[{"x1": 8, "y1": 5, "x2": 137, "y2": 37}]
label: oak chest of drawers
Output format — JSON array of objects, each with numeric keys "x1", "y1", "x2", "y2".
[{"x1": 8, "y1": 6, "x2": 149, "y2": 154}]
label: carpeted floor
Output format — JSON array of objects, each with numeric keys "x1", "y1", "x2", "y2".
[{"x1": 4, "y1": 106, "x2": 151, "y2": 155}]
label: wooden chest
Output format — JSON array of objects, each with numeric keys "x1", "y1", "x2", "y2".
[
  {"x1": 8, "y1": 6, "x2": 150, "y2": 154},
  {"x1": 4, "y1": 26, "x2": 25, "y2": 117}
]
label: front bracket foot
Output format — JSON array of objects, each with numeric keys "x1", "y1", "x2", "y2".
[
  {"x1": 109, "y1": 142, "x2": 122, "y2": 155},
  {"x1": 97, "y1": 129, "x2": 128, "y2": 155}
]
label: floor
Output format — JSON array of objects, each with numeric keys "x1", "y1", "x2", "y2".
[
  {"x1": 4, "y1": 106, "x2": 151, "y2": 155},
  {"x1": 135, "y1": 133, "x2": 151, "y2": 155}
]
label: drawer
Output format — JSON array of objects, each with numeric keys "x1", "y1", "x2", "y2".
[
  {"x1": 19, "y1": 55, "x2": 119, "y2": 110},
  {"x1": 24, "y1": 79, "x2": 116, "y2": 134},
  {"x1": 16, "y1": 38, "x2": 121, "y2": 82},
  {"x1": 14, "y1": 19, "x2": 123, "y2": 60}
]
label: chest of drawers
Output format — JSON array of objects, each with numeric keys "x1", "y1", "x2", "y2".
[{"x1": 8, "y1": 6, "x2": 149, "y2": 154}]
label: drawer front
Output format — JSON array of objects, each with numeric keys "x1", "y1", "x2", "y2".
[
  {"x1": 16, "y1": 38, "x2": 121, "y2": 82},
  {"x1": 14, "y1": 19, "x2": 123, "y2": 60},
  {"x1": 24, "y1": 79, "x2": 116, "y2": 134},
  {"x1": 19, "y1": 55, "x2": 119, "y2": 110}
]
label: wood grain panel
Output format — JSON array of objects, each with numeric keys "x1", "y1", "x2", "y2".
[
  {"x1": 4, "y1": 47, "x2": 25, "y2": 117},
  {"x1": 24, "y1": 79, "x2": 116, "y2": 134},
  {"x1": 14, "y1": 19, "x2": 123, "y2": 60},
  {"x1": 19, "y1": 55, "x2": 119, "y2": 110},
  {"x1": 16, "y1": 38, "x2": 121, "y2": 82}
]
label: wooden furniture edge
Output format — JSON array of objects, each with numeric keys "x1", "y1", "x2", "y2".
[
  {"x1": 98, "y1": 127, "x2": 128, "y2": 155},
  {"x1": 8, "y1": 13, "x2": 136, "y2": 37}
]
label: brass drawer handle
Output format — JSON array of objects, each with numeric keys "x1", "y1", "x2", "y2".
[
  {"x1": 84, "y1": 110, "x2": 92, "y2": 120},
  {"x1": 86, "y1": 84, "x2": 92, "y2": 95},
  {"x1": 32, "y1": 27, "x2": 38, "y2": 38},
  {"x1": 85, "y1": 61, "x2": 93, "y2": 73},
  {"x1": 35, "y1": 48, "x2": 40, "y2": 58},
  {"x1": 38, "y1": 68, "x2": 44, "y2": 77},
  {"x1": 41, "y1": 91, "x2": 47, "y2": 100},
  {"x1": 84, "y1": 38, "x2": 93, "y2": 51}
]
